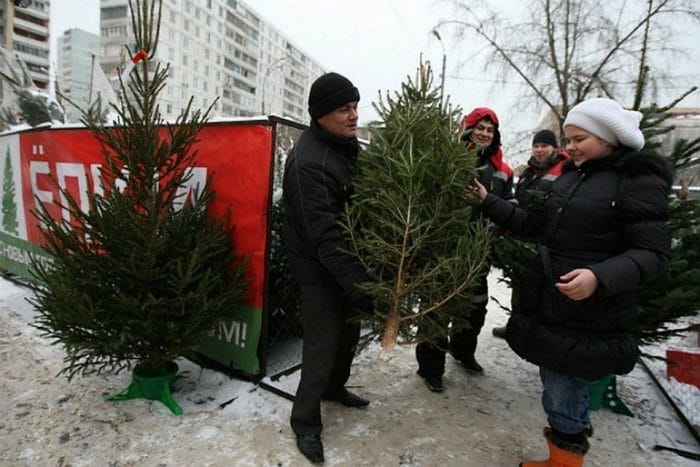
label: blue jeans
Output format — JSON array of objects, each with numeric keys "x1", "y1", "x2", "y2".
[{"x1": 540, "y1": 367, "x2": 593, "y2": 434}]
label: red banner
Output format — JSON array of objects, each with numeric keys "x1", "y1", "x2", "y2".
[{"x1": 17, "y1": 122, "x2": 273, "y2": 308}]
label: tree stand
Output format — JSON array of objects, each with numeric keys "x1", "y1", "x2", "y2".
[
  {"x1": 589, "y1": 375, "x2": 633, "y2": 416},
  {"x1": 106, "y1": 361, "x2": 182, "y2": 415}
]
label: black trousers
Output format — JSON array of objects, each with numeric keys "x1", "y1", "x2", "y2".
[
  {"x1": 290, "y1": 280, "x2": 360, "y2": 435},
  {"x1": 416, "y1": 273, "x2": 489, "y2": 378}
]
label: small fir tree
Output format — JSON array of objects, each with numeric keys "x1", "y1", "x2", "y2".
[
  {"x1": 267, "y1": 196, "x2": 302, "y2": 342},
  {"x1": 2, "y1": 147, "x2": 18, "y2": 234},
  {"x1": 633, "y1": 85, "x2": 700, "y2": 338},
  {"x1": 16, "y1": 90, "x2": 65, "y2": 127},
  {"x1": 28, "y1": 0, "x2": 247, "y2": 381},
  {"x1": 635, "y1": 196, "x2": 700, "y2": 339},
  {"x1": 344, "y1": 61, "x2": 492, "y2": 352}
]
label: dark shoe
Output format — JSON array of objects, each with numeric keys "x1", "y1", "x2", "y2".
[
  {"x1": 492, "y1": 326, "x2": 507, "y2": 339},
  {"x1": 417, "y1": 371, "x2": 444, "y2": 393},
  {"x1": 296, "y1": 433, "x2": 324, "y2": 464},
  {"x1": 326, "y1": 390, "x2": 370, "y2": 408},
  {"x1": 461, "y1": 357, "x2": 484, "y2": 374}
]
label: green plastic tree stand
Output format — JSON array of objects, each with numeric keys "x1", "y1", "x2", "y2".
[
  {"x1": 106, "y1": 361, "x2": 182, "y2": 415},
  {"x1": 589, "y1": 375, "x2": 633, "y2": 417}
]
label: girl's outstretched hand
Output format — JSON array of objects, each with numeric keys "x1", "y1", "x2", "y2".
[{"x1": 463, "y1": 178, "x2": 487, "y2": 203}]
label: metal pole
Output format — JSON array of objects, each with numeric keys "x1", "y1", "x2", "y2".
[
  {"x1": 261, "y1": 57, "x2": 286, "y2": 115},
  {"x1": 88, "y1": 54, "x2": 95, "y2": 103},
  {"x1": 440, "y1": 52, "x2": 446, "y2": 105}
]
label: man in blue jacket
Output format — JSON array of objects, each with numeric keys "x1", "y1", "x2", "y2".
[{"x1": 283, "y1": 72, "x2": 372, "y2": 465}]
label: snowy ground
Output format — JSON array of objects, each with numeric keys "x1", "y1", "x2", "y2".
[{"x1": 1, "y1": 271, "x2": 698, "y2": 466}]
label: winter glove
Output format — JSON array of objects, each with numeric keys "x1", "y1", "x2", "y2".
[{"x1": 347, "y1": 287, "x2": 374, "y2": 313}]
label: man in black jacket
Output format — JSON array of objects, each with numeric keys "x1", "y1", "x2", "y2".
[{"x1": 283, "y1": 72, "x2": 371, "y2": 465}]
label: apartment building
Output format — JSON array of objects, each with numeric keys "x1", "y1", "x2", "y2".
[
  {"x1": 0, "y1": 0, "x2": 50, "y2": 89},
  {"x1": 99, "y1": 0, "x2": 325, "y2": 122},
  {"x1": 56, "y1": 28, "x2": 100, "y2": 121}
]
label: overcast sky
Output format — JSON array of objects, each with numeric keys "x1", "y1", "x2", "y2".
[
  {"x1": 49, "y1": 1, "x2": 519, "y2": 126},
  {"x1": 49, "y1": 0, "x2": 700, "y2": 156}
]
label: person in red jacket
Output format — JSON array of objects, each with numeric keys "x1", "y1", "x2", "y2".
[
  {"x1": 492, "y1": 129, "x2": 569, "y2": 339},
  {"x1": 514, "y1": 129, "x2": 570, "y2": 211},
  {"x1": 416, "y1": 107, "x2": 513, "y2": 392}
]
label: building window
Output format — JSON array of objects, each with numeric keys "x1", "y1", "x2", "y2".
[{"x1": 100, "y1": 6, "x2": 127, "y2": 20}]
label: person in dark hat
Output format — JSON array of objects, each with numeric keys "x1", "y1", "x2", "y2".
[
  {"x1": 513, "y1": 129, "x2": 569, "y2": 211},
  {"x1": 491, "y1": 129, "x2": 569, "y2": 339},
  {"x1": 283, "y1": 72, "x2": 372, "y2": 464}
]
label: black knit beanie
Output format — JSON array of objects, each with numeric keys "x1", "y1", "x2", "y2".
[
  {"x1": 308, "y1": 72, "x2": 360, "y2": 119},
  {"x1": 532, "y1": 129, "x2": 558, "y2": 147}
]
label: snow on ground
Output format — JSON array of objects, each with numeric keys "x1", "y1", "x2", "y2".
[{"x1": 1, "y1": 270, "x2": 698, "y2": 466}]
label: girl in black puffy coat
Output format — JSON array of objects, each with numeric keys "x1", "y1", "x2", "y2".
[{"x1": 466, "y1": 98, "x2": 671, "y2": 467}]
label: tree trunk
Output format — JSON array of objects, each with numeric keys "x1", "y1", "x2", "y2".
[{"x1": 381, "y1": 307, "x2": 400, "y2": 351}]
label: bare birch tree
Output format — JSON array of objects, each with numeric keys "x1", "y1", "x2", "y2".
[{"x1": 438, "y1": 0, "x2": 700, "y2": 135}]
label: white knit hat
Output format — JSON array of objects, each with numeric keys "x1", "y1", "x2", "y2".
[{"x1": 563, "y1": 98, "x2": 645, "y2": 150}]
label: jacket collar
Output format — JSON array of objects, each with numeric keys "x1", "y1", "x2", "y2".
[{"x1": 310, "y1": 121, "x2": 360, "y2": 162}]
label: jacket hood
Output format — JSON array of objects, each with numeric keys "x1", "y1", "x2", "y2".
[
  {"x1": 461, "y1": 107, "x2": 500, "y2": 130},
  {"x1": 562, "y1": 148, "x2": 673, "y2": 188},
  {"x1": 460, "y1": 107, "x2": 502, "y2": 158},
  {"x1": 614, "y1": 149, "x2": 673, "y2": 188}
]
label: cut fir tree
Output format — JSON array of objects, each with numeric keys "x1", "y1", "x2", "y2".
[
  {"x1": 343, "y1": 61, "x2": 492, "y2": 353},
  {"x1": 27, "y1": 0, "x2": 247, "y2": 415}
]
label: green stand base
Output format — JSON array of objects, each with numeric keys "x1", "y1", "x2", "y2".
[
  {"x1": 106, "y1": 361, "x2": 183, "y2": 415},
  {"x1": 589, "y1": 375, "x2": 633, "y2": 417}
]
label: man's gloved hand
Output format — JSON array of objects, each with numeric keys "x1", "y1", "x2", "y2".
[{"x1": 347, "y1": 288, "x2": 374, "y2": 313}]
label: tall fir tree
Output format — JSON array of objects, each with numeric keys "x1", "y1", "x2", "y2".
[
  {"x1": 2, "y1": 147, "x2": 18, "y2": 235},
  {"x1": 28, "y1": 0, "x2": 247, "y2": 379},
  {"x1": 343, "y1": 61, "x2": 492, "y2": 351}
]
